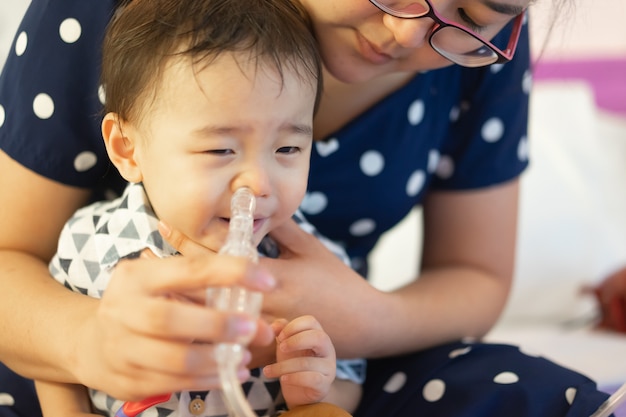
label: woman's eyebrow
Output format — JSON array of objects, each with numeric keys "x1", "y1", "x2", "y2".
[{"x1": 482, "y1": 0, "x2": 526, "y2": 16}]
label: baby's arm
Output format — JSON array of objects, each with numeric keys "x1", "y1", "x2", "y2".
[
  {"x1": 35, "y1": 380, "x2": 99, "y2": 417},
  {"x1": 263, "y1": 315, "x2": 361, "y2": 413}
]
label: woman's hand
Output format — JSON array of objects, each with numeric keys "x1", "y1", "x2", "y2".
[
  {"x1": 259, "y1": 220, "x2": 379, "y2": 357},
  {"x1": 263, "y1": 316, "x2": 336, "y2": 409},
  {"x1": 76, "y1": 243, "x2": 276, "y2": 401},
  {"x1": 164, "y1": 218, "x2": 379, "y2": 359}
]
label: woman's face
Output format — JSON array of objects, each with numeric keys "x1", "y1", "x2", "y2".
[{"x1": 299, "y1": 0, "x2": 530, "y2": 83}]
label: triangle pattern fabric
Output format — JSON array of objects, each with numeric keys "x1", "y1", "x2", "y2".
[{"x1": 49, "y1": 183, "x2": 177, "y2": 298}]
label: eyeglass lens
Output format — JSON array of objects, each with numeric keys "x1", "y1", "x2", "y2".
[{"x1": 371, "y1": 0, "x2": 502, "y2": 66}]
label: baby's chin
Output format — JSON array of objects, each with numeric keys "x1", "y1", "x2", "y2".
[{"x1": 189, "y1": 232, "x2": 224, "y2": 254}]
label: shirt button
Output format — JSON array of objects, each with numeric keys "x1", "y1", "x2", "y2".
[{"x1": 188, "y1": 396, "x2": 205, "y2": 416}]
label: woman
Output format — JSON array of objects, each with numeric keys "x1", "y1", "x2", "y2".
[{"x1": 0, "y1": 0, "x2": 610, "y2": 416}]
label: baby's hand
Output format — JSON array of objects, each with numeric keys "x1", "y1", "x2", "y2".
[{"x1": 263, "y1": 315, "x2": 336, "y2": 409}]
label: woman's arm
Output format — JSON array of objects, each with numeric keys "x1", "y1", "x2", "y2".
[
  {"x1": 35, "y1": 380, "x2": 98, "y2": 417},
  {"x1": 0, "y1": 150, "x2": 92, "y2": 380}
]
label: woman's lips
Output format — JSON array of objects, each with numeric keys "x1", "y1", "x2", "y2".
[{"x1": 356, "y1": 32, "x2": 393, "y2": 65}]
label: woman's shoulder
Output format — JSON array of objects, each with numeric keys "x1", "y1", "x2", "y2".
[{"x1": 0, "y1": 0, "x2": 119, "y2": 188}]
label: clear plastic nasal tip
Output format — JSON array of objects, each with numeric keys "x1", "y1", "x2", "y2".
[
  {"x1": 218, "y1": 187, "x2": 258, "y2": 263},
  {"x1": 206, "y1": 187, "x2": 262, "y2": 417}
]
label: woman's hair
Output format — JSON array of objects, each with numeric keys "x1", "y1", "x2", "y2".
[{"x1": 101, "y1": 0, "x2": 322, "y2": 122}]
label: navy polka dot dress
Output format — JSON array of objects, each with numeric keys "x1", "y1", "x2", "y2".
[
  {"x1": 0, "y1": 1, "x2": 613, "y2": 416},
  {"x1": 303, "y1": 57, "x2": 532, "y2": 273}
]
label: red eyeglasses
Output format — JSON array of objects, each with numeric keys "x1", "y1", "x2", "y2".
[{"x1": 369, "y1": 0, "x2": 525, "y2": 67}]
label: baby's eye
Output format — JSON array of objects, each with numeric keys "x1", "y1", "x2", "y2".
[
  {"x1": 205, "y1": 149, "x2": 234, "y2": 155},
  {"x1": 276, "y1": 146, "x2": 301, "y2": 155}
]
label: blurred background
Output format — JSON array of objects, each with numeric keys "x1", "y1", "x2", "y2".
[{"x1": 1, "y1": 0, "x2": 626, "y2": 409}]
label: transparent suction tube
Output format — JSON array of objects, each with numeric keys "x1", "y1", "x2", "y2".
[
  {"x1": 589, "y1": 382, "x2": 626, "y2": 417},
  {"x1": 206, "y1": 187, "x2": 262, "y2": 417}
]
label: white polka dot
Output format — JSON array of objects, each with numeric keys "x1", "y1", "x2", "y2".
[
  {"x1": 449, "y1": 346, "x2": 472, "y2": 358},
  {"x1": 15, "y1": 31, "x2": 28, "y2": 56},
  {"x1": 517, "y1": 135, "x2": 529, "y2": 161},
  {"x1": 519, "y1": 345, "x2": 540, "y2": 357},
  {"x1": 59, "y1": 18, "x2": 82, "y2": 43},
  {"x1": 423, "y1": 379, "x2": 446, "y2": 402},
  {"x1": 449, "y1": 105, "x2": 460, "y2": 122},
  {"x1": 300, "y1": 192, "x2": 328, "y2": 215},
  {"x1": 315, "y1": 138, "x2": 339, "y2": 157},
  {"x1": 427, "y1": 149, "x2": 440, "y2": 173},
  {"x1": 435, "y1": 155, "x2": 454, "y2": 179},
  {"x1": 0, "y1": 105, "x2": 5, "y2": 128},
  {"x1": 490, "y1": 63, "x2": 505, "y2": 74},
  {"x1": 383, "y1": 372, "x2": 407, "y2": 393},
  {"x1": 406, "y1": 170, "x2": 425, "y2": 197},
  {"x1": 565, "y1": 387, "x2": 577, "y2": 405},
  {"x1": 74, "y1": 151, "x2": 98, "y2": 172},
  {"x1": 0, "y1": 393, "x2": 15, "y2": 406},
  {"x1": 493, "y1": 371, "x2": 519, "y2": 384},
  {"x1": 98, "y1": 85, "x2": 106, "y2": 105},
  {"x1": 33, "y1": 93, "x2": 55, "y2": 119},
  {"x1": 360, "y1": 150, "x2": 384, "y2": 176},
  {"x1": 349, "y1": 218, "x2": 375, "y2": 236},
  {"x1": 522, "y1": 69, "x2": 532, "y2": 95},
  {"x1": 481, "y1": 117, "x2": 504, "y2": 143},
  {"x1": 407, "y1": 99, "x2": 425, "y2": 125}
]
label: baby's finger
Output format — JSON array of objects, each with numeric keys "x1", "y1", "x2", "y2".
[
  {"x1": 263, "y1": 356, "x2": 334, "y2": 380},
  {"x1": 277, "y1": 315, "x2": 322, "y2": 340},
  {"x1": 271, "y1": 318, "x2": 289, "y2": 336},
  {"x1": 278, "y1": 370, "x2": 331, "y2": 392},
  {"x1": 278, "y1": 328, "x2": 334, "y2": 358}
]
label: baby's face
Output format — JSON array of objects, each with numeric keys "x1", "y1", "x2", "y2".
[{"x1": 126, "y1": 52, "x2": 316, "y2": 252}]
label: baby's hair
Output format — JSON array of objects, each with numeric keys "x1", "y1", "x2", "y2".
[{"x1": 101, "y1": 0, "x2": 322, "y2": 123}]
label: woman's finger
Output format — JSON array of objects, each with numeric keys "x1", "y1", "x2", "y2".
[
  {"x1": 116, "y1": 255, "x2": 275, "y2": 296},
  {"x1": 266, "y1": 218, "x2": 317, "y2": 256},
  {"x1": 159, "y1": 220, "x2": 214, "y2": 257}
]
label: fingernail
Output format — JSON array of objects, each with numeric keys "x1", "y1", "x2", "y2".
[
  {"x1": 255, "y1": 269, "x2": 276, "y2": 290},
  {"x1": 235, "y1": 317, "x2": 257, "y2": 337},
  {"x1": 237, "y1": 368, "x2": 251, "y2": 382}
]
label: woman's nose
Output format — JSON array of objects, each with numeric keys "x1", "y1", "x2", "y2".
[{"x1": 382, "y1": 14, "x2": 433, "y2": 48}]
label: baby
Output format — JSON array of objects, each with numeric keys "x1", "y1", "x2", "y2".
[{"x1": 35, "y1": 0, "x2": 364, "y2": 416}]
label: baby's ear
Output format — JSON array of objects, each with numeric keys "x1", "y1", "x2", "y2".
[{"x1": 101, "y1": 113, "x2": 143, "y2": 182}]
